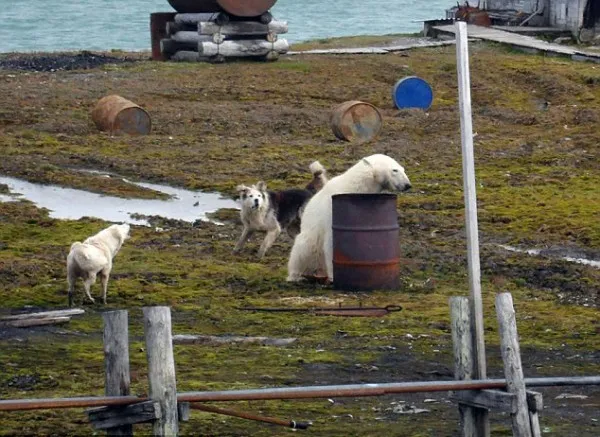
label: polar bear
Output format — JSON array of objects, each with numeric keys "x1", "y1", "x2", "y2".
[{"x1": 286, "y1": 154, "x2": 411, "y2": 283}]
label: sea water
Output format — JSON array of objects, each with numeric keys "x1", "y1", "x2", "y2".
[{"x1": 0, "y1": 0, "x2": 455, "y2": 53}]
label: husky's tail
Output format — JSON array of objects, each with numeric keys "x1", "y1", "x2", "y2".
[{"x1": 306, "y1": 161, "x2": 328, "y2": 193}]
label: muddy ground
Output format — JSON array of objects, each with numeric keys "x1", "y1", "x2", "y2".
[{"x1": 0, "y1": 38, "x2": 598, "y2": 436}]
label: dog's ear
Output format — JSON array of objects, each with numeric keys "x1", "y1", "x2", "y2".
[
  {"x1": 256, "y1": 181, "x2": 267, "y2": 192},
  {"x1": 362, "y1": 158, "x2": 373, "y2": 168},
  {"x1": 236, "y1": 184, "x2": 250, "y2": 195}
]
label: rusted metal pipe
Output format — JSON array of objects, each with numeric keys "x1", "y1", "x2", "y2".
[
  {"x1": 177, "y1": 376, "x2": 600, "y2": 403},
  {"x1": 0, "y1": 395, "x2": 142, "y2": 412},
  {"x1": 189, "y1": 403, "x2": 311, "y2": 429},
  {"x1": 238, "y1": 304, "x2": 403, "y2": 317},
  {"x1": 1, "y1": 377, "x2": 598, "y2": 412}
]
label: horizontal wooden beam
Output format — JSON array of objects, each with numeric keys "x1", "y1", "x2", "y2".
[
  {"x1": 87, "y1": 401, "x2": 160, "y2": 430},
  {"x1": 451, "y1": 389, "x2": 516, "y2": 413},
  {"x1": 451, "y1": 389, "x2": 543, "y2": 414}
]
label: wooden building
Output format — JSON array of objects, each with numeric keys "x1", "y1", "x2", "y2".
[{"x1": 454, "y1": 1, "x2": 600, "y2": 40}]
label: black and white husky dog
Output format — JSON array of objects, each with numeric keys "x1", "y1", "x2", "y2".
[{"x1": 233, "y1": 161, "x2": 328, "y2": 259}]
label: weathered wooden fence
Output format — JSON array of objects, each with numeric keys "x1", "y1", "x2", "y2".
[{"x1": 1, "y1": 297, "x2": 599, "y2": 436}]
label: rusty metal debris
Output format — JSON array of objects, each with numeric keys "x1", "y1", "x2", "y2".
[
  {"x1": 189, "y1": 403, "x2": 311, "y2": 429},
  {"x1": 238, "y1": 304, "x2": 403, "y2": 317}
]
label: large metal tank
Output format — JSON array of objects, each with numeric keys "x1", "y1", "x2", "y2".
[
  {"x1": 332, "y1": 194, "x2": 400, "y2": 291},
  {"x1": 167, "y1": 0, "x2": 277, "y2": 17}
]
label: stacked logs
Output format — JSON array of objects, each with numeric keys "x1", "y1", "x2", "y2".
[{"x1": 159, "y1": 0, "x2": 289, "y2": 62}]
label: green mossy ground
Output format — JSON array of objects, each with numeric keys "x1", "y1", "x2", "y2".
[{"x1": 0, "y1": 38, "x2": 598, "y2": 435}]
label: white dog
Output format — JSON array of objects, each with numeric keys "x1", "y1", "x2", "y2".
[
  {"x1": 67, "y1": 223, "x2": 130, "y2": 306},
  {"x1": 234, "y1": 161, "x2": 328, "y2": 259},
  {"x1": 286, "y1": 154, "x2": 411, "y2": 282}
]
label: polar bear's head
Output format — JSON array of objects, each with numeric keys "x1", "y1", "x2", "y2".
[{"x1": 362, "y1": 154, "x2": 412, "y2": 192}]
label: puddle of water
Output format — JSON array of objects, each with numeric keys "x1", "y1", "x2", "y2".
[
  {"x1": 0, "y1": 175, "x2": 239, "y2": 227},
  {"x1": 498, "y1": 244, "x2": 600, "y2": 269}
]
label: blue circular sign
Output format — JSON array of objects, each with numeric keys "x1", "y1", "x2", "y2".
[{"x1": 392, "y1": 76, "x2": 433, "y2": 110}]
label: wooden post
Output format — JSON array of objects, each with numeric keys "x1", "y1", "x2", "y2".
[
  {"x1": 103, "y1": 310, "x2": 132, "y2": 436},
  {"x1": 496, "y1": 293, "x2": 534, "y2": 437},
  {"x1": 143, "y1": 307, "x2": 178, "y2": 436},
  {"x1": 455, "y1": 21, "x2": 489, "y2": 436},
  {"x1": 450, "y1": 297, "x2": 489, "y2": 437}
]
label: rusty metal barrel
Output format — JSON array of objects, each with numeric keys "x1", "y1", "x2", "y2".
[
  {"x1": 329, "y1": 101, "x2": 383, "y2": 143},
  {"x1": 91, "y1": 95, "x2": 151, "y2": 135},
  {"x1": 332, "y1": 193, "x2": 400, "y2": 291},
  {"x1": 168, "y1": 0, "x2": 277, "y2": 16}
]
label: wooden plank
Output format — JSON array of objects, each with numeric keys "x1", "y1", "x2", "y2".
[
  {"x1": 103, "y1": 310, "x2": 132, "y2": 436},
  {"x1": 450, "y1": 296, "x2": 488, "y2": 436},
  {"x1": 496, "y1": 293, "x2": 533, "y2": 437},
  {"x1": 287, "y1": 40, "x2": 461, "y2": 56},
  {"x1": 451, "y1": 389, "x2": 516, "y2": 413},
  {"x1": 172, "y1": 334, "x2": 297, "y2": 346},
  {"x1": 526, "y1": 391, "x2": 543, "y2": 413},
  {"x1": 455, "y1": 21, "x2": 490, "y2": 437},
  {"x1": 527, "y1": 391, "x2": 543, "y2": 437},
  {"x1": 433, "y1": 24, "x2": 600, "y2": 62},
  {"x1": 455, "y1": 18, "x2": 488, "y2": 387},
  {"x1": 144, "y1": 307, "x2": 179, "y2": 436},
  {"x1": 88, "y1": 401, "x2": 160, "y2": 430},
  {"x1": 1, "y1": 317, "x2": 71, "y2": 328},
  {"x1": 0, "y1": 308, "x2": 84, "y2": 321},
  {"x1": 177, "y1": 402, "x2": 190, "y2": 422}
]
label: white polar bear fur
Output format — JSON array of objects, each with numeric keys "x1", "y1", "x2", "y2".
[{"x1": 286, "y1": 154, "x2": 411, "y2": 282}]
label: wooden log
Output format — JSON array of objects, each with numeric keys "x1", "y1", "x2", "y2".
[
  {"x1": 160, "y1": 39, "x2": 198, "y2": 56},
  {"x1": 197, "y1": 20, "x2": 288, "y2": 36},
  {"x1": 1, "y1": 317, "x2": 71, "y2": 328},
  {"x1": 198, "y1": 39, "x2": 288, "y2": 57},
  {"x1": 172, "y1": 334, "x2": 297, "y2": 346},
  {"x1": 258, "y1": 11, "x2": 273, "y2": 24},
  {"x1": 88, "y1": 401, "x2": 160, "y2": 430},
  {"x1": 170, "y1": 51, "x2": 213, "y2": 62},
  {"x1": 175, "y1": 12, "x2": 227, "y2": 25},
  {"x1": 0, "y1": 308, "x2": 84, "y2": 321},
  {"x1": 103, "y1": 310, "x2": 132, "y2": 436},
  {"x1": 166, "y1": 21, "x2": 195, "y2": 35},
  {"x1": 261, "y1": 50, "x2": 279, "y2": 62},
  {"x1": 496, "y1": 293, "x2": 533, "y2": 437},
  {"x1": 450, "y1": 297, "x2": 488, "y2": 437},
  {"x1": 143, "y1": 307, "x2": 178, "y2": 436},
  {"x1": 171, "y1": 31, "x2": 213, "y2": 44}
]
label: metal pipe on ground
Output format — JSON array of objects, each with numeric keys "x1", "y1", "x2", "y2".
[
  {"x1": 1, "y1": 377, "x2": 599, "y2": 412},
  {"x1": 189, "y1": 403, "x2": 311, "y2": 429}
]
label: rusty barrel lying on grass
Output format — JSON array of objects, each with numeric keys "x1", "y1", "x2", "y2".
[
  {"x1": 91, "y1": 95, "x2": 152, "y2": 135},
  {"x1": 329, "y1": 100, "x2": 383, "y2": 143},
  {"x1": 168, "y1": 0, "x2": 277, "y2": 16},
  {"x1": 332, "y1": 193, "x2": 400, "y2": 291}
]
